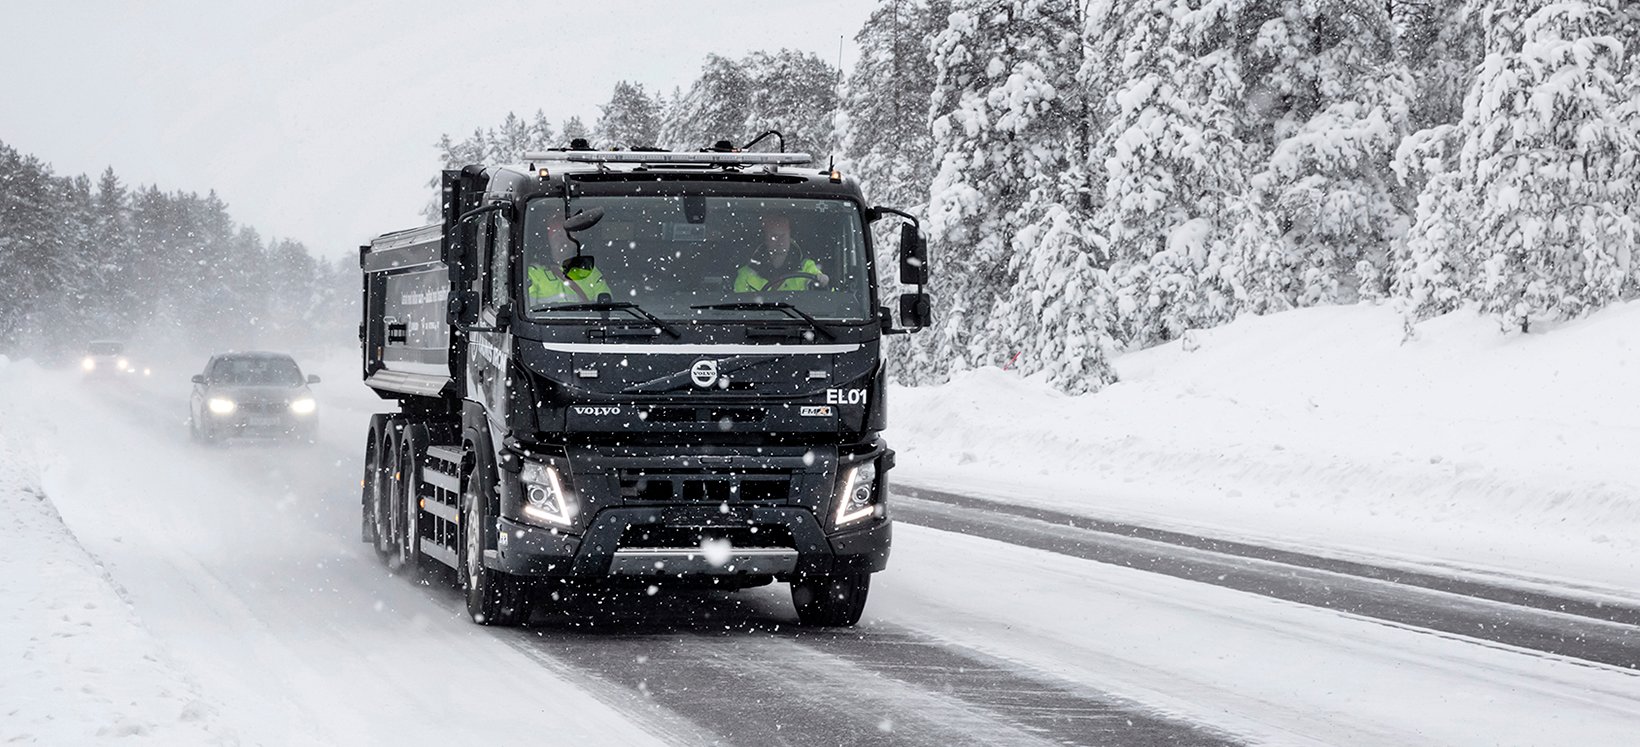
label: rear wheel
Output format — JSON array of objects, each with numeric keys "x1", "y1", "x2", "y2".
[
  {"x1": 460, "y1": 446, "x2": 531, "y2": 626},
  {"x1": 792, "y1": 572, "x2": 871, "y2": 627},
  {"x1": 396, "y1": 425, "x2": 427, "y2": 572},
  {"x1": 370, "y1": 428, "x2": 399, "y2": 561}
]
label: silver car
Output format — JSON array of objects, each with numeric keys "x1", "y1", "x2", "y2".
[{"x1": 189, "y1": 352, "x2": 320, "y2": 443}]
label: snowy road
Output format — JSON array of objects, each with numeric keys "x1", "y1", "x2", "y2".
[{"x1": 8, "y1": 365, "x2": 1640, "y2": 745}]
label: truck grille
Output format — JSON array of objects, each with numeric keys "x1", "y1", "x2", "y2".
[{"x1": 618, "y1": 468, "x2": 791, "y2": 503}]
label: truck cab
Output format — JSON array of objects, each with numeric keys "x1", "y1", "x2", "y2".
[{"x1": 359, "y1": 147, "x2": 930, "y2": 626}]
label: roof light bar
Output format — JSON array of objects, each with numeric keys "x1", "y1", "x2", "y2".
[{"x1": 523, "y1": 150, "x2": 813, "y2": 166}]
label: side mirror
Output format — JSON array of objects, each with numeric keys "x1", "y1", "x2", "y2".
[
  {"x1": 307, "y1": 374, "x2": 322, "y2": 384},
  {"x1": 191, "y1": 374, "x2": 205, "y2": 385},
  {"x1": 456, "y1": 289, "x2": 482, "y2": 325},
  {"x1": 899, "y1": 292, "x2": 932, "y2": 330},
  {"x1": 899, "y1": 223, "x2": 928, "y2": 285}
]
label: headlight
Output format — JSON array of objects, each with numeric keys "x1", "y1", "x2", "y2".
[
  {"x1": 289, "y1": 397, "x2": 317, "y2": 415},
  {"x1": 82, "y1": 357, "x2": 95, "y2": 371},
  {"x1": 117, "y1": 358, "x2": 130, "y2": 371},
  {"x1": 520, "y1": 462, "x2": 578, "y2": 527},
  {"x1": 833, "y1": 459, "x2": 881, "y2": 528},
  {"x1": 207, "y1": 397, "x2": 237, "y2": 415}
]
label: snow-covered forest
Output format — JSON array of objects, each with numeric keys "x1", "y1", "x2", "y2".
[
  {"x1": 4, "y1": 1, "x2": 1636, "y2": 391},
  {"x1": 441, "y1": 0, "x2": 1640, "y2": 393},
  {"x1": 0, "y1": 142, "x2": 354, "y2": 361}
]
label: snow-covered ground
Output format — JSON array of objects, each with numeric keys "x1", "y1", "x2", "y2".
[
  {"x1": 4, "y1": 303, "x2": 1640, "y2": 745},
  {"x1": 889, "y1": 302, "x2": 1640, "y2": 604}
]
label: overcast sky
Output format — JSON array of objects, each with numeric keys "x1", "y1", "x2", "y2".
[{"x1": 1, "y1": 1, "x2": 879, "y2": 261}]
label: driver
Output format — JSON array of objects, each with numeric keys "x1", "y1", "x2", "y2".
[
  {"x1": 734, "y1": 213, "x2": 828, "y2": 292},
  {"x1": 528, "y1": 215, "x2": 611, "y2": 305}
]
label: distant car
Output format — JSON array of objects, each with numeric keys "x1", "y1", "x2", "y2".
[
  {"x1": 81, "y1": 340, "x2": 148, "y2": 378},
  {"x1": 189, "y1": 352, "x2": 321, "y2": 443}
]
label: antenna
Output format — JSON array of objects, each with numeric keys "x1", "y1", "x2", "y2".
[{"x1": 829, "y1": 34, "x2": 844, "y2": 172}]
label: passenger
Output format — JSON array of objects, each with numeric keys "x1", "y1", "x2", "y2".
[
  {"x1": 734, "y1": 214, "x2": 828, "y2": 292},
  {"x1": 528, "y1": 216, "x2": 611, "y2": 305}
]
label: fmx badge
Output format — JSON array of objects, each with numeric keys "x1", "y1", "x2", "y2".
[
  {"x1": 690, "y1": 359, "x2": 719, "y2": 388},
  {"x1": 825, "y1": 389, "x2": 867, "y2": 405},
  {"x1": 800, "y1": 405, "x2": 834, "y2": 417}
]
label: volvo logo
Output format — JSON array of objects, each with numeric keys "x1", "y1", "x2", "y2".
[{"x1": 690, "y1": 359, "x2": 720, "y2": 388}]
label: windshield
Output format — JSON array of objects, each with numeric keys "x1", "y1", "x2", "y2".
[
  {"x1": 210, "y1": 357, "x2": 303, "y2": 386},
  {"x1": 88, "y1": 342, "x2": 123, "y2": 356},
  {"x1": 521, "y1": 195, "x2": 873, "y2": 323}
]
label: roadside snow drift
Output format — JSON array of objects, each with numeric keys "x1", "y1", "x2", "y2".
[
  {"x1": 888, "y1": 302, "x2": 1640, "y2": 599},
  {"x1": 0, "y1": 359, "x2": 223, "y2": 745}
]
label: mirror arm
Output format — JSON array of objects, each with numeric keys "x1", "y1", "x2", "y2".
[{"x1": 869, "y1": 205, "x2": 919, "y2": 230}]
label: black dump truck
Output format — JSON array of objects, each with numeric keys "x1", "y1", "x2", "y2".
[{"x1": 358, "y1": 142, "x2": 931, "y2": 626}]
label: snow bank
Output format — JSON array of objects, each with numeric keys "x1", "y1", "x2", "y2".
[
  {"x1": 0, "y1": 412, "x2": 225, "y2": 744},
  {"x1": 888, "y1": 302, "x2": 1640, "y2": 598}
]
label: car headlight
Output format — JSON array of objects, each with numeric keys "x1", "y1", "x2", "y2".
[
  {"x1": 117, "y1": 358, "x2": 130, "y2": 371},
  {"x1": 833, "y1": 459, "x2": 881, "y2": 529},
  {"x1": 208, "y1": 397, "x2": 237, "y2": 415},
  {"x1": 289, "y1": 397, "x2": 317, "y2": 415},
  {"x1": 520, "y1": 462, "x2": 578, "y2": 527},
  {"x1": 82, "y1": 357, "x2": 95, "y2": 371}
]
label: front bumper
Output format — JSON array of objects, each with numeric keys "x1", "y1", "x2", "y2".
[
  {"x1": 206, "y1": 412, "x2": 316, "y2": 437},
  {"x1": 494, "y1": 505, "x2": 890, "y2": 579}
]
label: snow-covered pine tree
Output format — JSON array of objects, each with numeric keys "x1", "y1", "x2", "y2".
[
  {"x1": 1091, "y1": 0, "x2": 1276, "y2": 346},
  {"x1": 840, "y1": 1, "x2": 953, "y2": 384},
  {"x1": 528, "y1": 110, "x2": 557, "y2": 151},
  {"x1": 740, "y1": 50, "x2": 841, "y2": 157},
  {"x1": 0, "y1": 146, "x2": 77, "y2": 352},
  {"x1": 90, "y1": 167, "x2": 135, "y2": 335},
  {"x1": 657, "y1": 55, "x2": 751, "y2": 150},
  {"x1": 495, "y1": 113, "x2": 535, "y2": 161},
  {"x1": 925, "y1": 0, "x2": 1069, "y2": 380},
  {"x1": 595, "y1": 81, "x2": 663, "y2": 149},
  {"x1": 1399, "y1": 0, "x2": 1640, "y2": 331},
  {"x1": 1250, "y1": 0, "x2": 1413, "y2": 306},
  {"x1": 843, "y1": 0, "x2": 948, "y2": 211},
  {"x1": 1396, "y1": 0, "x2": 1485, "y2": 133},
  {"x1": 561, "y1": 116, "x2": 590, "y2": 142},
  {"x1": 985, "y1": 1, "x2": 1119, "y2": 392}
]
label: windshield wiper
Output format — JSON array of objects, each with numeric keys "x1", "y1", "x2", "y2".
[
  {"x1": 690, "y1": 302, "x2": 837, "y2": 341},
  {"x1": 535, "y1": 302, "x2": 681, "y2": 338}
]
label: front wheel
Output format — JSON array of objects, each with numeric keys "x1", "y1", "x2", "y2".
[
  {"x1": 792, "y1": 572, "x2": 871, "y2": 627},
  {"x1": 460, "y1": 451, "x2": 531, "y2": 626}
]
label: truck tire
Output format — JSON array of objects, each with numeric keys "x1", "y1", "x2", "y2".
[
  {"x1": 396, "y1": 423, "x2": 428, "y2": 572},
  {"x1": 365, "y1": 417, "x2": 398, "y2": 561},
  {"x1": 460, "y1": 447, "x2": 531, "y2": 626},
  {"x1": 792, "y1": 572, "x2": 871, "y2": 627},
  {"x1": 360, "y1": 426, "x2": 379, "y2": 544}
]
